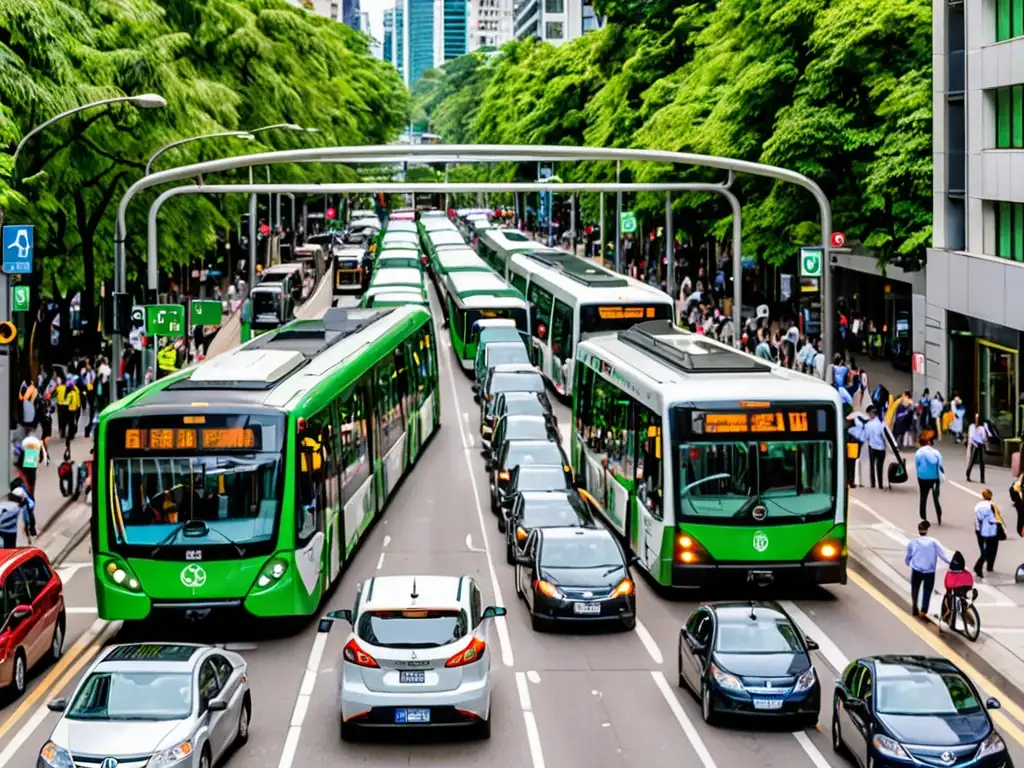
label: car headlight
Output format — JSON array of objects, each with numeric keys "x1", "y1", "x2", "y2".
[
  {"x1": 709, "y1": 662, "x2": 744, "y2": 692},
  {"x1": 254, "y1": 557, "x2": 289, "y2": 590},
  {"x1": 793, "y1": 666, "x2": 817, "y2": 693},
  {"x1": 872, "y1": 734, "x2": 909, "y2": 760},
  {"x1": 977, "y1": 731, "x2": 1006, "y2": 759},
  {"x1": 39, "y1": 742, "x2": 73, "y2": 768},
  {"x1": 150, "y1": 740, "x2": 193, "y2": 767},
  {"x1": 104, "y1": 560, "x2": 142, "y2": 592}
]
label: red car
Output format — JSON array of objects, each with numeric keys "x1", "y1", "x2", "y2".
[{"x1": 0, "y1": 547, "x2": 65, "y2": 697}]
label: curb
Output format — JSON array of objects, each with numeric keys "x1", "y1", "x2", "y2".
[
  {"x1": 850, "y1": 547, "x2": 1024, "y2": 703},
  {"x1": 51, "y1": 522, "x2": 90, "y2": 568}
]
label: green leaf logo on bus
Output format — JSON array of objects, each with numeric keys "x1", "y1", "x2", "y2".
[
  {"x1": 180, "y1": 564, "x2": 207, "y2": 589},
  {"x1": 752, "y1": 531, "x2": 769, "y2": 553}
]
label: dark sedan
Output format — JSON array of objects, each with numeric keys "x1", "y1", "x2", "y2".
[
  {"x1": 479, "y1": 365, "x2": 546, "y2": 439},
  {"x1": 485, "y1": 414, "x2": 560, "y2": 462},
  {"x1": 833, "y1": 655, "x2": 1011, "y2": 768},
  {"x1": 505, "y1": 490, "x2": 595, "y2": 564},
  {"x1": 489, "y1": 440, "x2": 570, "y2": 514},
  {"x1": 678, "y1": 601, "x2": 821, "y2": 728},
  {"x1": 515, "y1": 527, "x2": 637, "y2": 631},
  {"x1": 496, "y1": 464, "x2": 575, "y2": 532}
]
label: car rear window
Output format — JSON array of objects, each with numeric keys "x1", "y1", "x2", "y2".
[
  {"x1": 522, "y1": 501, "x2": 584, "y2": 528},
  {"x1": 487, "y1": 344, "x2": 530, "y2": 368},
  {"x1": 506, "y1": 419, "x2": 549, "y2": 440},
  {"x1": 516, "y1": 467, "x2": 570, "y2": 492},
  {"x1": 502, "y1": 397, "x2": 547, "y2": 419},
  {"x1": 357, "y1": 609, "x2": 468, "y2": 649},
  {"x1": 491, "y1": 372, "x2": 544, "y2": 394},
  {"x1": 507, "y1": 442, "x2": 563, "y2": 469}
]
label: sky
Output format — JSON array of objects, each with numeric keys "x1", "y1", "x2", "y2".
[{"x1": 363, "y1": 0, "x2": 391, "y2": 49}]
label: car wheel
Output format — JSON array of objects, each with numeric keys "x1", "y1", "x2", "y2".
[
  {"x1": 621, "y1": 615, "x2": 636, "y2": 631},
  {"x1": 677, "y1": 638, "x2": 687, "y2": 690},
  {"x1": 831, "y1": 705, "x2": 845, "y2": 754},
  {"x1": 11, "y1": 651, "x2": 26, "y2": 697},
  {"x1": 800, "y1": 713, "x2": 818, "y2": 730},
  {"x1": 199, "y1": 746, "x2": 212, "y2": 768},
  {"x1": 701, "y1": 682, "x2": 718, "y2": 726},
  {"x1": 477, "y1": 710, "x2": 492, "y2": 740},
  {"x1": 50, "y1": 618, "x2": 65, "y2": 663},
  {"x1": 515, "y1": 571, "x2": 524, "y2": 600},
  {"x1": 497, "y1": 515, "x2": 506, "y2": 534},
  {"x1": 236, "y1": 695, "x2": 251, "y2": 746}
]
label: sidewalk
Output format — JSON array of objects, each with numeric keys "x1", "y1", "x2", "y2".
[{"x1": 14, "y1": 428, "x2": 93, "y2": 547}]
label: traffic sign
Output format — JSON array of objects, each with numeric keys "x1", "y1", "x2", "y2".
[
  {"x1": 2, "y1": 225, "x2": 34, "y2": 274},
  {"x1": 620, "y1": 211, "x2": 637, "y2": 234},
  {"x1": 190, "y1": 300, "x2": 223, "y2": 326},
  {"x1": 10, "y1": 285, "x2": 29, "y2": 312},
  {"x1": 912, "y1": 352, "x2": 925, "y2": 376},
  {"x1": 799, "y1": 247, "x2": 823, "y2": 278},
  {"x1": 0, "y1": 321, "x2": 17, "y2": 345},
  {"x1": 830, "y1": 232, "x2": 846, "y2": 248},
  {"x1": 145, "y1": 304, "x2": 186, "y2": 337}
]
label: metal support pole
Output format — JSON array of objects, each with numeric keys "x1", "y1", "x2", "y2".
[
  {"x1": 599, "y1": 192, "x2": 605, "y2": 264},
  {"x1": 615, "y1": 161, "x2": 622, "y2": 273},
  {"x1": 570, "y1": 195, "x2": 577, "y2": 253},
  {"x1": 301, "y1": 201, "x2": 308, "y2": 241},
  {"x1": 247, "y1": 193, "x2": 257, "y2": 293},
  {"x1": 275, "y1": 193, "x2": 282, "y2": 231},
  {"x1": 665, "y1": 192, "x2": 674, "y2": 301},
  {"x1": 0, "y1": 272, "x2": 9, "y2": 492},
  {"x1": 444, "y1": 164, "x2": 449, "y2": 212}
]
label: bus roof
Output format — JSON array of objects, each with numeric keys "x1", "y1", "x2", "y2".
[
  {"x1": 479, "y1": 228, "x2": 544, "y2": 251},
  {"x1": 579, "y1": 321, "x2": 840, "y2": 410},
  {"x1": 421, "y1": 218, "x2": 458, "y2": 232},
  {"x1": 377, "y1": 248, "x2": 420, "y2": 259},
  {"x1": 427, "y1": 230, "x2": 467, "y2": 246},
  {"x1": 435, "y1": 251, "x2": 491, "y2": 270},
  {"x1": 363, "y1": 291, "x2": 428, "y2": 307},
  {"x1": 446, "y1": 271, "x2": 520, "y2": 296},
  {"x1": 262, "y1": 263, "x2": 304, "y2": 276},
  {"x1": 371, "y1": 267, "x2": 424, "y2": 284},
  {"x1": 384, "y1": 220, "x2": 417, "y2": 232},
  {"x1": 509, "y1": 252, "x2": 671, "y2": 305},
  {"x1": 461, "y1": 295, "x2": 528, "y2": 309}
]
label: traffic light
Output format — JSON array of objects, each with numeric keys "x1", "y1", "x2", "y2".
[
  {"x1": 0, "y1": 321, "x2": 17, "y2": 345},
  {"x1": 112, "y1": 292, "x2": 133, "y2": 335}
]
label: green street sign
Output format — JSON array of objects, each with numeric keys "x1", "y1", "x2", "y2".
[
  {"x1": 11, "y1": 285, "x2": 30, "y2": 313},
  {"x1": 145, "y1": 304, "x2": 186, "y2": 337},
  {"x1": 190, "y1": 299, "x2": 223, "y2": 325},
  {"x1": 620, "y1": 211, "x2": 637, "y2": 234},
  {"x1": 800, "y1": 247, "x2": 823, "y2": 278}
]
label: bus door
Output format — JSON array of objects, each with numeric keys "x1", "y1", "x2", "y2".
[
  {"x1": 548, "y1": 298, "x2": 574, "y2": 396},
  {"x1": 634, "y1": 420, "x2": 664, "y2": 574},
  {"x1": 296, "y1": 419, "x2": 329, "y2": 596}
]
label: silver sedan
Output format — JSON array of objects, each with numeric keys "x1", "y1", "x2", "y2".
[{"x1": 38, "y1": 643, "x2": 250, "y2": 768}]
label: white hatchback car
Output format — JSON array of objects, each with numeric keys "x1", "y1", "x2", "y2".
[{"x1": 320, "y1": 574, "x2": 506, "y2": 741}]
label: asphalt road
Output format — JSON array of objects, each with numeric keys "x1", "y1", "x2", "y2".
[{"x1": 5, "y1": 287, "x2": 1024, "y2": 768}]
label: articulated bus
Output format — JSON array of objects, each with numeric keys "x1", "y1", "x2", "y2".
[
  {"x1": 476, "y1": 228, "x2": 558, "y2": 269},
  {"x1": 441, "y1": 271, "x2": 528, "y2": 368},
  {"x1": 571, "y1": 321, "x2": 846, "y2": 590},
  {"x1": 333, "y1": 245, "x2": 368, "y2": 296},
  {"x1": 93, "y1": 307, "x2": 440, "y2": 622},
  {"x1": 431, "y1": 248, "x2": 494, "y2": 278}
]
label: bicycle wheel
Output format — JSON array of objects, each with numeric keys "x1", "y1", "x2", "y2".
[
  {"x1": 940, "y1": 593, "x2": 954, "y2": 628},
  {"x1": 961, "y1": 603, "x2": 981, "y2": 641}
]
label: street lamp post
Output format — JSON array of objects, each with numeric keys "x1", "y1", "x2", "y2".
[
  {"x1": 2, "y1": 93, "x2": 166, "y2": 491},
  {"x1": 145, "y1": 131, "x2": 256, "y2": 177}
]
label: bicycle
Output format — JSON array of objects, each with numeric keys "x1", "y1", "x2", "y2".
[{"x1": 940, "y1": 587, "x2": 981, "y2": 641}]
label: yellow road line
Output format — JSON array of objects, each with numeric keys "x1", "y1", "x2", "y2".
[
  {"x1": 0, "y1": 620, "x2": 107, "y2": 743},
  {"x1": 850, "y1": 569, "x2": 1024, "y2": 746}
]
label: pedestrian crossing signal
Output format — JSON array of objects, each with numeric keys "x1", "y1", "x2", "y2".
[{"x1": 0, "y1": 321, "x2": 17, "y2": 344}]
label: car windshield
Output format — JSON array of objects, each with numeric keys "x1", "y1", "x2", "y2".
[
  {"x1": 502, "y1": 397, "x2": 547, "y2": 419},
  {"x1": 490, "y1": 372, "x2": 544, "y2": 395},
  {"x1": 876, "y1": 667, "x2": 982, "y2": 715},
  {"x1": 506, "y1": 419, "x2": 549, "y2": 441},
  {"x1": 506, "y1": 443, "x2": 563, "y2": 470},
  {"x1": 67, "y1": 671, "x2": 193, "y2": 721},
  {"x1": 516, "y1": 467, "x2": 569, "y2": 491},
  {"x1": 715, "y1": 618, "x2": 804, "y2": 654},
  {"x1": 541, "y1": 537, "x2": 623, "y2": 568},
  {"x1": 357, "y1": 609, "x2": 468, "y2": 649},
  {"x1": 487, "y1": 344, "x2": 530, "y2": 368},
  {"x1": 252, "y1": 290, "x2": 281, "y2": 318},
  {"x1": 521, "y1": 498, "x2": 585, "y2": 527}
]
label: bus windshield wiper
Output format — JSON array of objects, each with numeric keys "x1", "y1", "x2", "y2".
[
  {"x1": 201, "y1": 524, "x2": 247, "y2": 557},
  {"x1": 150, "y1": 519, "x2": 200, "y2": 556},
  {"x1": 150, "y1": 519, "x2": 244, "y2": 558}
]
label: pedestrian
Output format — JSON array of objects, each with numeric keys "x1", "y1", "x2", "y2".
[
  {"x1": 1011, "y1": 471, "x2": 1024, "y2": 537},
  {"x1": 974, "y1": 489, "x2": 1004, "y2": 578},
  {"x1": 54, "y1": 373, "x2": 69, "y2": 438},
  {"x1": 949, "y1": 393, "x2": 965, "y2": 443},
  {"x1": 966, "y1": 414, "x2": 989, "y2": 483},
  {"x1": 905, "y1": 519, "x2": 949, "y2": 618},
  {"x1": 64, "y1": 376, "x2": 81, "y2": 441},
  {"x1": 863, "y1": 405, "x2": 887, "y2": 489},
  {"x1": 915, "y1": 436, "x2": 945, "y2": 524},
  {"x1": 0, "y1": 486, "x2": 30, "y2": 548}
]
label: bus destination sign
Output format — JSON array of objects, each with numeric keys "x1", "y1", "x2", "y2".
[
  {"x1": 596, "y1": 306, "x2": 659, "y2": 321},
  {"x1": 701, "y1": 411, "x2": 812, "y2": 434},
  {"x1": 123, "y1": 427, "x2": 260, "y2": 451}
]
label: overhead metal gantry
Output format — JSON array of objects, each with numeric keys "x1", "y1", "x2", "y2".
[{"x1": 113, "y1": 144, "x2": 836, "y2": 373}]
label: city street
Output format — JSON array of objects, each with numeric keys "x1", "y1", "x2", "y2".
[{"x1": 4, "y1": 287, "x2": 1024, "y2": 768}]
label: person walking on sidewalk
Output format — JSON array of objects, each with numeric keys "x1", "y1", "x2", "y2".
[
  {"x1": 974, "y1": 489, "x2": 1002, "y2": 578},
  {"x1": 915, "y1": 437, "x2": 945, "y2": 524},
  {"x1": 966, "y1": 414, "x2": 990, "y2": 483},
  {"x1": 864, "y1": 406, "x2": 887, "y2": 489},
  {"x1": 905, "y1": 520, "x2": 949, "y2": 619},
  {"x1": 0, "y1": 486, "x2": 31, "y2": 548}
]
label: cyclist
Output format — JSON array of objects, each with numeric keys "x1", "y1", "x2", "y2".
[{"x1": 943, "y1": 551, "x2": 976, "y2": 631}]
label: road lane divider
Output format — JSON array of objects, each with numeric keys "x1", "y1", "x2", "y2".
[
  {"x1": 0, "y1": 619, "x2": 119, "y2": 767},
  {"x1": 276, "y1": 631, "x2": 328, "y2": 768},
  {"x1": 634, "y1": 620, "x2": 663, "y2": 665},
  {"x1": 650, "y1": 671, "x2": 717, "y2": 768},
  {"x1": 792, "y1": 730, "x2": 831, "y2": 768}
]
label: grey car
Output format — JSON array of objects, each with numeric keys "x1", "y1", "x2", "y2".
[{"x1": 39, "y1": 643, "x2": 250, "y2": 768}]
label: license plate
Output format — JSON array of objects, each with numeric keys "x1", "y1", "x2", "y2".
[
  {"x1": 752, "y1": 698, "x2": 784, "y2": 710},
  {"x1": 573, "y1": 602, "x2": 601, "y2": 615},
  {"x1": 399, "y1": 671, "x2": 425, "y2": 684},
  {"x1": 395, "y1": 708, "x2": 431, "y2": 723}
]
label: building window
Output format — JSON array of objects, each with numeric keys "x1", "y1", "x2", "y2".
[
  {"x1": 997, "y1": 0, "x2": 1024, "y2": 41},
  {"x1": 997, "y1": 201, "x2": 1024, "y2": 261},
  {"x1": 996, "y1": 86, "x2": 1024, "y2": 148},
  {"x1": 545, "y1": 21, "x2": 563, "y2": 38},
  {"x1": 545, "y1": 0, "x2": 564, "y2": 12}
]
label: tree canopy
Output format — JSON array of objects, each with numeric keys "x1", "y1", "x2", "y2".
[{"x1": 414, "y1": 0, "x2": 931, "y2": 268}]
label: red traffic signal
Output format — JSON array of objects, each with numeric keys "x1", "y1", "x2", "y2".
[
  {"x1": 830, "y1": 232, "x2": 846, "y2": 248},
  {"x1": 326, "y1": 208, "x2": 337, "y2": 220}
]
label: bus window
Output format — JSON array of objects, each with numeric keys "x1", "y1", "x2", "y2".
[
  {"x1": 338, "y1": 386, "x2": 371, "y2": 504},
  {"x1": 510, "y1": 271, "x2": 528, "y2": 294},
  {"x1": 636, "y1": 410, "x2": 663, "y2": 521},
  {"x1": 528, "y1": 283, "x2": 554, "y2": 341},
  {"x1": 550, "y1": 298, "x2": 574, "y2": 359},
  {"x1": 297, "y1": 414, "x2": 328, "y2": 544}
]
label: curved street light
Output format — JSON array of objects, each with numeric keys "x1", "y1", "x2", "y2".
[{"x1": 145, "y1": 131, "x2": 256, "y2": 176}]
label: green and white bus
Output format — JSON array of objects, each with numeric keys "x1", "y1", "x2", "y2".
[
  {"x1": 360, "y1": 289, "x2": 430, "y2": 309},
  {"x1": 571, "y1": 320, "x2": 846, "y2": 590},
  {"x1": 375, "y1": 248, "x2": 424, "y2": 272},
  {"x1": 422, "y1": 229, "x2": 469, "y2": 263},
  {"x1": 367, "y1": 267, "x2": 427, "y2": 299},
  {"x1": 431, "y1": 248, "x2": 493, "y2": 278},
  {"x1": 441, "y1": 272, "x2": 528, "y2": 369},
  {"x1": 476, "y1": 227, "x2": 557, "y2": 269},
  {"x1": 93, "y1": 307, "x2": 440, "y2": 622}
]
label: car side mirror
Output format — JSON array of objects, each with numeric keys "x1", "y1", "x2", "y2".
[
  {"x1": 515, "y1": 555, "x2": 532, "y2": 567},
  {"x1": 319, "y1": 608, "x2": 353, "y2": 632},
  {"x1": 47, "y1": 698, "x2": 68, "y2": 713},
  {"x1": 481, "y1": 606, "x2": 507, "y2": 620},
  {"x1": 11, "y1": 604, "x2": 32, "y2": 622},
  {"x1": 804, "y1": 637, "x2": 820, "y2": 651},
  {"x1": 208, "y1": 699, "x2": 228, "y2": 712},
  {"x1": 986, "y1": 697, "x2": 1002, "y2": 710},
  {"x1": 486, "y1": 460, "x2": 495, "y2": 472}
]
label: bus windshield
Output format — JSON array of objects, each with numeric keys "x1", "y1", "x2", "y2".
[
  {"x1": 677, "y1": 440, "x2": 834, "y2": 523},
  {"x1": 580, "y1": 303, "x2": 672, "y2": 335},
  {"x1": 252, "y1": 290, "x2": 282, "y2": 320},
  {"x1": 107, "y1": 415, "x2": 285, "y2": 553}
]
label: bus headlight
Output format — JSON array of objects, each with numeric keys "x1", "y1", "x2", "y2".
[
  {"x1": 255, "y1": 557, "x2": 289, "y2": 590},
  {"x1": 807, "y1": 534, "x2": 846, "y2": 562},
  {"x1": 104, "y1": 560, "x2": 142, "y2": 592}
]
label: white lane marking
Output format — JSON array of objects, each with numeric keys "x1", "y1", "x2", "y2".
[
  {"x1": 515, "y1": 671, "x2": 533, "y2": 710},
  {"x1": 65, "y1": 607, "x2": 98, "y2": 614},
  {"x1": 276, "y1": 632, "x2": 328, "y2": 768},
  {"x1": 463, "y1": 412, "x2": 470, "y2": 422},
  {"x1": 777, "y1": 601, "x2": 849, "y2": 672},
  {"x1": 56, "y1": 562, "x2": 90, "y2": 581},
  {"x1": 0, "y1": 619, "x2": 112, "y2": 767},
  {"x1": 376, "y1": 552, "x2": 385, "y2": 570},
  {"x1": 950, "y1": 480, "x2": 980, "y2": 498},
  {"x1": 793, "y1": 730, "x2": 832, "y2": 768},
  {"x1": 635, "y1": 620, "x2": 663, "y2": 665},
  {"x1": 382, "y1": 535, "x2": 391, "y2": 548},
  {"x1": 650, "y1": 671, "x2": 717, "y2": 768},
  {"x1": 465, "y1": 534, "x2": 485, "y2": 553},
  {"x1": 523, "y1": 711, "x2": 547, "y2": 768},
  {"x1": 527, "y1": 670, "x2": 541, "y2": 684}
]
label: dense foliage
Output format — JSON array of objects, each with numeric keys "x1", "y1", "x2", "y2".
[
  {"x1": 414, "y1": 0, "x2": 931, "y2": 267},
  {"x1": 0, "y1": 0, "x2": 409, "y2": 332}
]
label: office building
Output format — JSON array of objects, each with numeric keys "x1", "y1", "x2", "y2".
[
  {"x1": 470, "y1": 0, "x2": 513, "y2": 50},
  {"x1": 287, "y1": 0, "x2": 361, "y2": 30},
  {"x1": 383, "y1": 6, "x2": 405, "y2": 80},
  {"x1": 918, "y1": 0, "x2": 1024, "y2": 438},
  {"x1": 513, "y1": 0, "x2": 602, "y2": 44},
  {"x1": 439, "y1": 0, "x2": 469, "y2": 62},
  {"x1": 359, "y1": 10, "x2": 371, "y2": 34},
  {"x1": 342, "y1": 0, "x2": 360, "y2": 29},
  {"x1": 404, "y1": 0, "x2": 435, "y2": 87}
]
